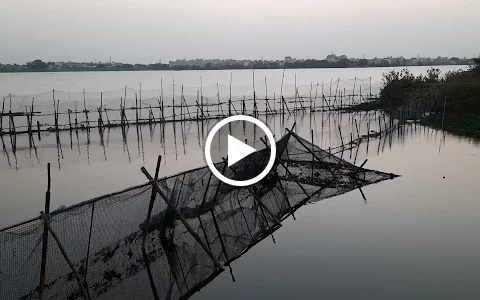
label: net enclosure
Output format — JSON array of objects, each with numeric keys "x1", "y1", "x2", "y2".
[{"x1": 0, "y1": 130, "x2": 398, "y2": 300}]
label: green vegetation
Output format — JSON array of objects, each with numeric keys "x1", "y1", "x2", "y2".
[
  {"x1": 420, "y1": 115, "x2": 480, "y2": 139},
  {"x1": 376, "y1": 57, "x2": 480, "y2": 139}
]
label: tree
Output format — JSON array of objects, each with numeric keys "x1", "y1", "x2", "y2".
[
  {"x1": 26, "y1": 59, "x2": 47, "y2": 70},
  {"x1": 357, "y1": 59, "x2": 368, "y2": 67},
  {"x1": 471, "y1": 56, "x2": 480, "y2": 75}
]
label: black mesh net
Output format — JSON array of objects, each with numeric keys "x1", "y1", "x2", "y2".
[{"x1": 0, "y1": 131, "x2": 398, "y2": 300}]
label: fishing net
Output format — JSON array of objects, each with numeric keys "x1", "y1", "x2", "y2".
[{"x1": 0, "y1": 131, "x2": 397, "y2": 300}]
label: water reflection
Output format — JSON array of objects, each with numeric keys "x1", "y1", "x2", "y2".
[
  {"x1": 0, "y1": 112, "x2": 388, "y2": 170},
  {"x1": 2, "y1": 111, "x2": 472, "y2": 172}
]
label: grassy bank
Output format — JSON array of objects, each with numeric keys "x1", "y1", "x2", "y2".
[
  {"x1": 420, "y1": 114, "x2": 480, "y2": 139},
  {"x1": 368, "y1": 57, "x2": 480, "y2": 139}
]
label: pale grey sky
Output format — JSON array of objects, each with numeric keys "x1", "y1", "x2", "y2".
[{"x1": 0, "y1": 0, "x2": 478, "y2": 64}]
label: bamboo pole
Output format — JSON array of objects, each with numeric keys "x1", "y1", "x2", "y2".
[
  {"x1": 281, "y1": 96, "x2": 291, "y2": 115},
  {"x1": 46, "y1": 221, "x2": 90, "y2": 299},
  {"x1": 338, "y1": 125, "x2": 344, "y2": 146},
  {"x1": 229, "y1": 73, "x2": 232, "y2": 117},
  {"x1": 83, "y1": 89, "x2": 89, "y2": 130},
  {"x1": 39, "y1": 163, "x2": 51, "y2": 300},
  {"x1": 294, "y1": 73, "x2": 297, "y2": 112},
  {"x1": 253, "y1": 70, "x2": 257, "y2": 118},
  {"x1": 280, "y1": 69, "x2": 285, "y2": 117},
  {"x1": 37, "y1": 121, "x2": 41, "y2": 139},
  {"x1": 142, "y1": 155, "x2": 162, "y2": 300},
  {"x1": 104, "y1": 107, "x2": 110, "y2": 126},
  {"x1": 83, "y1": 202, "x2": 95, "y2": 299},
  {"x1": 75, "y1": 101, "x2": 78, "y2": 130},
  {"x1": 140, "y1": 167, "x2": 224, "y2": 270},
  {"x1": 30, "y1": 98, "x2": 35, "y2": 138},
  {"x1": 135, "y1": 94, "x2": 139, "y2": 124},
  {"x1": 25, "y1": 106, "x2": 31, "y2": 147},
  {"x1": 216, "y1": 83, "x2": 220, "y2": 117},
  {"x1": 161, "y1": 100, "x2": 164, "y2": 121},
  {"x1": 309, "y1": 82, "x2": 313, "y2": 113},
  {"x1": 352, "y1": 77, "x2": 357, "y2": 104},
  {"x1": 68, "y1": 110, "x2": 72, "y2": 130},
  {"x1": 369, "y1": 77, "x2": 372, "y2": 99},
  {"x1": 259, "y1": 137, "x2": 312, "y2": 198},
  {"x1": 173, "y1": 79, "x2": 176, "y2": 121},
  {"x1": 225, "y1": 160, "x2": 282, "y2": 226},
  {"x1": 354, "y1": 119, "x2": 360, "y2": 139},
  {"x1": 139, "y1": 83, "x2": 142, "y2": 122},
  {"x1": 0, "y1": 97, "x2": 4, "y2": 133},
  {"x1": 56, "y1": 100, "x2": 59, "y2": 132},
  {"x1": 181, "y1": 85, "x2": 184, "y2": 120},
  {"x1": 200, "y1": 77, "x2": 203, "y2": 120}
]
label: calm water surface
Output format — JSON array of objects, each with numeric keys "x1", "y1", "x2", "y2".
[
  {"x1": 0, "y1": 67, "x2": 479, "y2": 299},
  {"x1": 0, "y1": 65, "x2": 467, "y2": 96}
]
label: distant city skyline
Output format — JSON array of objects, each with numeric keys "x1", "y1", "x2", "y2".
[
  {"x1": 1, "y1": 0, "x2": 479, "y2": 64},
  {"x1": 0, "y1": 52, "x2": 477, "y2": 66},
  {"x1": 0, "y1": 54, "x2": 471, "y2": 73},
  {"x1": 1, "y1": 53, "x2": 474, "y2": 66}
]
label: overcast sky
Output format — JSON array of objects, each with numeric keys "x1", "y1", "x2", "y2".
[{"x1": 0, "y1": 0, "x2": 478, "y2": 64}]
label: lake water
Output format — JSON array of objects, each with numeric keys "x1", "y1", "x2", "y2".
[
  {"x1": 1, "y1": 66, "x2": 479, "y2": 300},
  {"x1": 0, "y1": 65, "x2": 466, "y2": 97}
]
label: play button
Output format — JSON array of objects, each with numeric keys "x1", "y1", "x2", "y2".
[
  {"x1": 204, "y1": 115, "x2": 276, "y2": 187},
  {"x1": 227, "y1": 135, "x2": 257, "y2": 167}
]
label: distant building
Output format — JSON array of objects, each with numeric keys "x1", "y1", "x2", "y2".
[{"x1": 326, "y1": 54, "x2": 338, "y2": 62}]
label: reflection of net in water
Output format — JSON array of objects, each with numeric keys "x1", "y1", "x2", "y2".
[{"x1": 0, "y1": 131, "x2": 398, "y2": 300}]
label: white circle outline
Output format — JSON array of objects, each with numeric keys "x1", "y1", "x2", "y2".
[{"x1": 204, "y1": 115, "x2": 276, "y2": 187}]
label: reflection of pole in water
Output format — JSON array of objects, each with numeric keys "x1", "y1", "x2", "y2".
[
  {"x1": 86, "y1": 132, "x2": 91, "y2": 166},
  {"x1": 69, "y1": 124, "x2": 74, "y2": 150},
  {"x1": 149, "y1": 121, "x2": 154, "y2": 143},
  {"x1": 366, "y1": 121, "x2": 370, "y2": 155},
  {"x1": 136, "y1": 125, "x2": 141, "y2": 156},
  {"x1": 253, "y1": 120, "x2": 257, "y2": 147},
  {"x1": 181, "y1": 120, "x2": 186, "y2": 155},
  {"x1": 160, "y1": 122, "x2": 167, "y2": 166},
  {"x1": 106, "y1": 127, "x2": 111, "y2": 147},
  {"x1": 122, "y1": 125, "x2": 131, "y2": 164},
  {"x1": 196, "y1": 119, "x2": 201, "y2": 149},
  {"x1": 75, "y1": 127, "x2": 81, "y2": 156},
  {"x1": 98, "y1": 127, "x2": 107, "y2": 162},
  {"x1": 173, "y1": 122, "x2": 178, "y2": 161},
  {"x1": 136, "y1": 124, "x2": 145, "y2": 164},
  {"x1": 353, "y1": 140, "x2": 360, "y2": 165},
  {"x1": 376, "y1": 130, "x2": 381, "y2": 156},
  {"x1": 1, "y1": 135, "x2": 12, "y2": 169}
]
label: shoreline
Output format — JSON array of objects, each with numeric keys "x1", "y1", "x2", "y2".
[{"x1": 0, "y1": 63, "x2": 469, "y2": 74}]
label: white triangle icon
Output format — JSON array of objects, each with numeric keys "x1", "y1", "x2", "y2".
[{"x1": 227, "y1": 135, "x2": 256, "y2": 167}]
